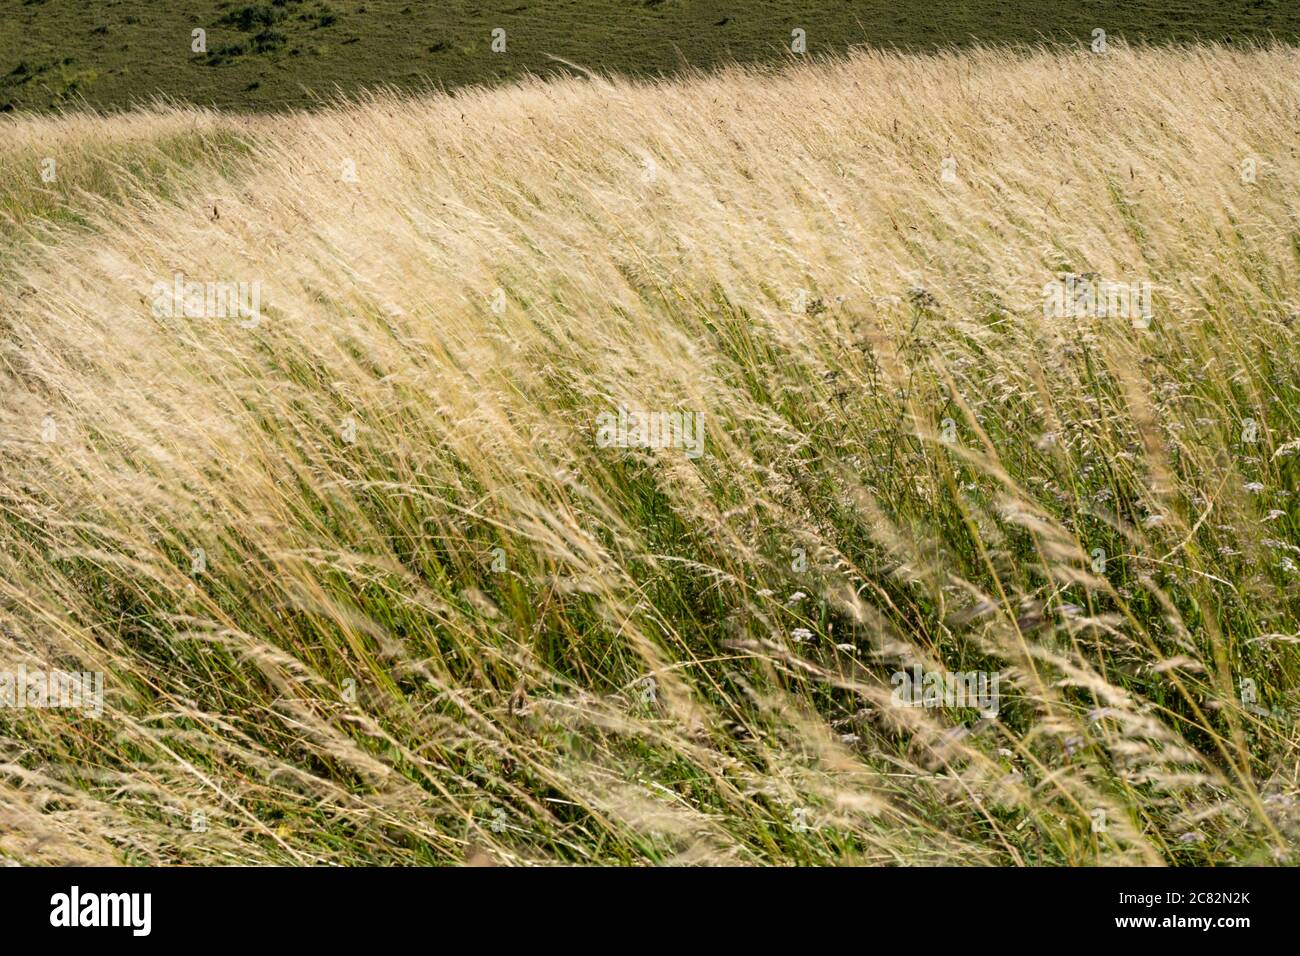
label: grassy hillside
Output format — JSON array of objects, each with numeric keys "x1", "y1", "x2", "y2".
[
  {"x1": 2, "y1": 43, "x2": 1299, "y2": 865},
  {"x1": 2, "y1": 0, "x2": 1299, "y2": 112}
]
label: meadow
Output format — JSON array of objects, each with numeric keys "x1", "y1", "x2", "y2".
[{"x1": 1, "y1": 41, "x2": 1298, "y2": 865}]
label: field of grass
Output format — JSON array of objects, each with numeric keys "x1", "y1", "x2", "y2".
[
  {"x1": 2, "y1": 41, "x2": 1299, "y2": 866},
  {"x1": 2, "y1": 0, "x2": 1299, "y2": 111}
]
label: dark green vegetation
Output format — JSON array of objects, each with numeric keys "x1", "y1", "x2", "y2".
[{"x1": 2, "y1": 0, "x2": 1298, "y2": 112}]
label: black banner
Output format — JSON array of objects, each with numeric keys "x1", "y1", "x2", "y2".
[{"x1": 0, "y1": 866, "x2": 1280, "y2": 942}]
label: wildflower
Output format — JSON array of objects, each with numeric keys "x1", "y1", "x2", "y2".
[
  {"x1": 1265, "y1": 509, "x2": 1285, "y2": 522},
  {"x1": 907, "y1": 286, "x2": 938, "y2": 309},
  {"x1": 786, "y1": 591, "x2": 806, "y2": 606},
  {"x1": 1244, "y1": 481, "x2": 1265, "y2": 493},
  {"x1": 791, "y1": 627, "x2": 813, "y2": 643}
]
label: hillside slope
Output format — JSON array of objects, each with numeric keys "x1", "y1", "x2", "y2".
[{"x1": 3, "y1": 0, "x2": 1300, "y2": 111}]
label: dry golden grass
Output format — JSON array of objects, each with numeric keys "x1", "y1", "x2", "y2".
[{"x1": 1, "y1": 42, "x2": 1298, "y2": 865}]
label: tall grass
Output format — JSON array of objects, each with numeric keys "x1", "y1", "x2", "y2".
[{"x1": 1, "y1": 42, "x2": 1298, "y2": 865}]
